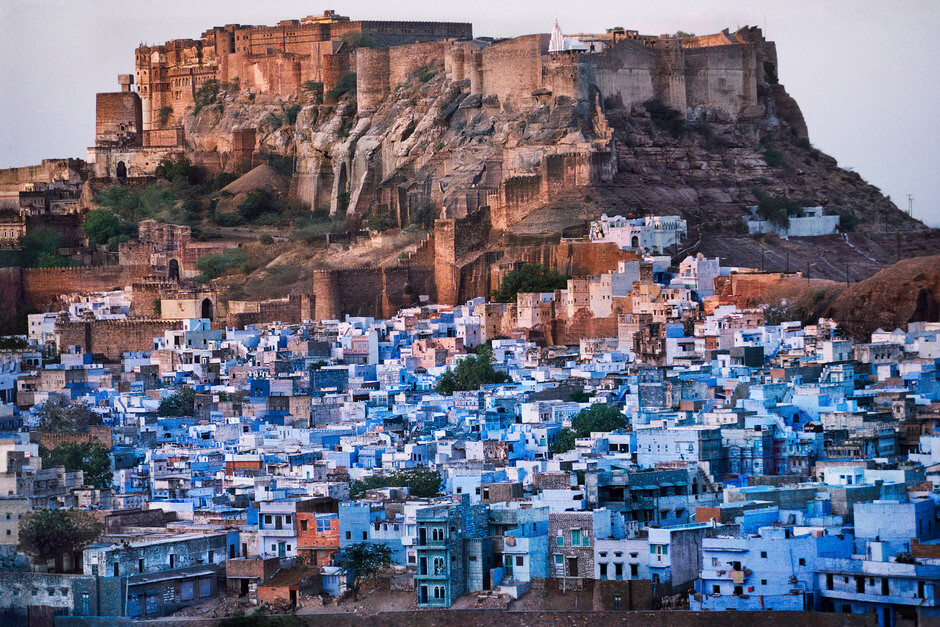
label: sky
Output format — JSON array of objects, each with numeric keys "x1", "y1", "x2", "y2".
[{"x1": 1, "y1": 1, "x2": 938, "y2": 226}]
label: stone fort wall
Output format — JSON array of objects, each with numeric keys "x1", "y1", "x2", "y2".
[{"x1": 54, "y1": 317, "x2": 184, "y2": 362}]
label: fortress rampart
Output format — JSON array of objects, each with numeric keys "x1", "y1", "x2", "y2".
[
  {"x1": 54, "y1": 317, "x2": 184, "y2": 362},
  {"x1": 135, "y1": 12, "x2": 472, "y2": 128}
]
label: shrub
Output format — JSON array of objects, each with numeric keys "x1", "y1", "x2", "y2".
[
  {"x1": 365, "y1": 211, "x2": 396, "y2": 232},
  {"x1": 409, "y1": 199, "x2": 437, "y2": 230},
  {"x1": 753, "y1": 189, "x2": 798, "y2": 230},
  {"x1": 157, "y1": 105, "x2": 173, "y2": 128},
  {"x1": 195, "y1": 248, "x2": 248, "y2": 281},
  {"x1": 336, "y1": 191, "x2": 350, "y2": 216},
  {"x1": 433, "y1": 141, "x2": 444, "y2": 152},
  {"x1": 763, "y1": 148, "x2": 785, "y2": 167},
  {"x1": 340, "y1": 32, "x2": 373, "y2": 50},
  {"x1": 238, "y1": 190, "x2": 281, "y2": 223},
  {"x1": 211, "y1": 172, "x2": 239, "y2": 191},
  {"x1": 839, "y1": 212, "x2": 860, "y2": 232},
  {"x1": 644, "y1": 98, "x2": 687, "y2": 136},
  {"x1": 284, "y1": 104, "x2": 302, "y2": 126},
  {"x1": 259, "y1": 234, "x2": 274, "y2": 245},
  {"x1": 491, "y1": 264, "x2": 567, "y2": 302},
  {"x1": 302, "y1": 81, "x2": 324, "y2": 104},
  {"x1": 192, "y1": 79, "x2": 220, "y2": 115},
  {"x1": 82, "y1": 208, "x2": 122, "y2": 247},
  {"x1": 325, "y1": 73, "x2": 357, "y2": 101},
  {"x1": 155, "y1": 156, "x2": 204, "y2": 185},
  {"x1": 419, "y1": 71, "x2": 435, "y2": 83}
]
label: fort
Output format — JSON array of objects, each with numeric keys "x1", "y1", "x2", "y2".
[
  {"x1": 0, "y1": 10, "x2": 919, "y2": 330},
  {"x1": 134, "y1": 10, "x2": 473, "y2": 130}
]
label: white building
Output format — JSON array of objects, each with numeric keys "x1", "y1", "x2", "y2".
[
  {"x1": 745, "y1": 206, "x2": 839, "y2": 238},
  {"x1": 590, "y1": 214, "x2": 687, "y2": 254}
]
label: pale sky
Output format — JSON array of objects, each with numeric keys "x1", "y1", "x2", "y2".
[{"x1": 1, "y1": 1, "x2": 937, "y2": 225}]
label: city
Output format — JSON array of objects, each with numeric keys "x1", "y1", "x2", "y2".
[{"x1": 0, "y1": 4, "x2": 938, "y2": 626}]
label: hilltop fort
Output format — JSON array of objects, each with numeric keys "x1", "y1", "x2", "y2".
[{"x1": 1, "y1": 10, "x2": 935, "y2": 330}]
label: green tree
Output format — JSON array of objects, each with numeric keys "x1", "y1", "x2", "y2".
[
  {"x1": 40, "y1": 442, "x2": 113, "y2": 489},
  {"x1": 435, "y1": 346, "x2": 511, "y2": 395},
  {"x1": 157, "y1": 105, "x2": 174, "y2": 127},
  {"x1": 365, "y1": 211, "x2": 396, "y2": 232},
  {"x1": 36, "y1": 400, "x2": 102, "y2": 434},
  {"x1": 337, "y1": 542, "x2": 391, "y2": 600},
  {"x1": 752, "y1": 188, "x2": 799, "y2": 230},
  {"x1": 158, "y1": 387, "x2": 196, "y2": 417},
  {"x1": 19, "y1": 228, "x2": 63, "y2": 268},
  {"x1": 340, "y1": 32, "x2": 374, "y2": 50},
  {"x1": 155, "y1": 156, "x2": 204, "y2": 186},
  {"x1": 571, "y1": 403, "x2": 627, "y2": 437},
  {"x1": 550, "y1": 429, "x2": 576, "y2": 454},
  {"x1": 325, "y1": 73, "x2": 357, "y2": 101},
  {"x1": 490, "y1": 264, "x2": 567, "y2": 303},
  {"x1": 82, "y1": 208, "x2": 122, "y2": 247},
  {"x1": 349, "y1": 467, "x2": 442, "y2": 499},
  {"x1": 193, "y1": 79, "x2": 221, "y2": 115},
  {"x1": 18, "y1": 508, "x2": 103, "y2": 569}
]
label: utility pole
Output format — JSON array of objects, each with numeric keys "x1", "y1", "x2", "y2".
[{"x1": 907, "y1": 194, "x2": 914, "y2": 217}]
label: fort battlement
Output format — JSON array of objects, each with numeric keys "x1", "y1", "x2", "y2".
[
  {"x1": 134, "y1": 12, "x2": 472, "y2": 128},
  {"x1": 54, "y1": 316, "x2": 184, "y2": 362}
]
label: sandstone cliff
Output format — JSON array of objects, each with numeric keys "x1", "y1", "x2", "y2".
[{"x1": 176, "y1": 41, "x2": 934, "y2": 299}]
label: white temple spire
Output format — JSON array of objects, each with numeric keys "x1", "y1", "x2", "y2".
[{"x1": 549, "y1": 18, "x2": 564, "y2": 53}]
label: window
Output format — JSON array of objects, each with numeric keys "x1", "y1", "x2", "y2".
[
  {"x1": 798, "y1": 558, "x2": 805, "y2": 566},
  {"x1": 113, "y1": 563, "x2": 119, "y2": 577},
  {"x1": 760, "y1": 551, "x2": 767, "y2": 558},
  {"x1": 572, "y1": 529, "x2": 581, "y2": 546},
  {"x1": 826, "y1": 574, "x2": 834, "y2": 590},
  {"x1": 613, "y1": 595, "x2": 623, "y2": 611},
  {"x1": 631, "y1": 564, "x2": 638, "y2": 577},
  {"x1": 554, "y1": 555, "x2": 563, "y2": 564},
  {"x1": 139, "y1": 559, "x2": 145, "y2": 573},
  {"x1": 516, "y1": 556, "x2": 523, "y2": 566},
  {"x1": 713, "y1": 585, "x2": 720, "y2": 594},
  {"x1": 712, "y1": 557, "x2": 720, "y2": 567},
  {"x1": 346, "y1": 531, "x2": 351, "y2": 540},
  {"x1": 600, "y1": 563, "x2": 608, "y2": 578},
  {"x1": 208, "y1": 551, "x2": 214, "y2": 564},
  {"x1": 615, "y1": 563, "x2": 623, "y2": 578},
  {"x1": 301, "y1": 520, "x2": 308, "y2": 531},
  {"x1": 556, "y1": 535, "x2": 564, "y2": 547},
  {"x1": 881, "y1": 578, "x2": 889, "y2": 595},
  {"x1": 362, "y1": 531, "x2": 367, "y2": 540},
  {"x1": 761, "y1": 579, "x2": 767, "y2": 586}
]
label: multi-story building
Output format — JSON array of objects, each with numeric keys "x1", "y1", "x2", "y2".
[{"x1": 414, "y1": 500, "x2": 490, "y2": 607}]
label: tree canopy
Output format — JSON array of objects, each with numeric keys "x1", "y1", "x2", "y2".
[
  {"x1": 551, "y1": 403, "x2": 628, "y2": 454},
  {"x1": 40, "y1": 442, "x2": 113, "y2": 489},
  {"x1": 18, "y1": 508, "x2": 102, "y2": 564},
  {"x1": 337, "y1": 542, "x2": 392, "y2": 600},
  {"x1": 36, "y1": 400, "x2": 102, "y2": 434},
  {"x1": 158, "y1": 387, "x2": 196, "y2": 417},
  {"x1": 490, "y1": 264, "x2": 567, "y2": 303},
  {"x1": 435, "y1": 345, "x2": 511, "y2": 395},
  {"x1": 349, "y1": 467, "x2": 441, "y2": 499},
  {"x1": 19, "y1": 227, "x2": 69, "y2": 268}
]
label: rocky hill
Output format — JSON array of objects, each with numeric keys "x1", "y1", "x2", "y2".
[
  {"x1": 825, "y1": 254, "x2": 940, "y2": 339},
  {"x1": 172, "y1": 34, "x2": 936, "y2": 304}
]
